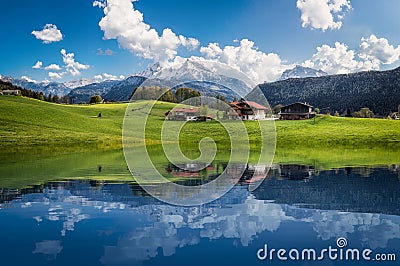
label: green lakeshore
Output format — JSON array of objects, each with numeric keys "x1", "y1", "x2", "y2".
[{"x1": 1, "y1": 95, "x2": 400, "y2": 188}]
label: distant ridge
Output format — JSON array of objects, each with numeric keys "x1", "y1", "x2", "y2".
[
  {"x1": 279, "y1": 65, "x2": 327, "y2": 81},
  {"x1": 0, "y1": 76, "x2": 71, "y2": 96},
  {"x1": 68, "y1": 60, "x2": 253, "y2": 103},
  {"x1": 253, "y1": 66, "x2": 400, "y2": 115}
]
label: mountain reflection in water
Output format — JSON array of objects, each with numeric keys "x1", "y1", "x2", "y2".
[{"x1": 0, "y1": 164, "x2": 399, "y2": 266}]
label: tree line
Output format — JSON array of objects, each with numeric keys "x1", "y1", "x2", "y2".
[
  {"x1": 130, "y1": 86, "x2": 226, "y2": 105},
  {"x1": 271, "y1": 102, "x2": 400, "y2": 119}
]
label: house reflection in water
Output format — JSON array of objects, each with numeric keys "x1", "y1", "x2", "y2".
[
  {"x1": 239, "y1": 164, "x2": 269, "y2": 183},
  {"x1": 278, "y1": 164, "x2": 313, "y2": 181},
  {"x1": 165, "y1": 162, "x2": 274, "y2": 185},
  {"x1": 164, "y1": 162, "x2": 314, "y2": 185},
  {"x1": 165, "y1": 162, "x2": 225, "y2": 185}
]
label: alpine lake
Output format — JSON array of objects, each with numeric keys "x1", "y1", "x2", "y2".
[{"x1": 0, "y1": 143, "x2": 399, "y2": 266}]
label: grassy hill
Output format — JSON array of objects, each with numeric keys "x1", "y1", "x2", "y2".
[
  {"x1": 1, "y1": 95, "x2": 400, "y2": 152},
  {"x1": 0, "y1": 95, "x2": 125, "y2": 151}
]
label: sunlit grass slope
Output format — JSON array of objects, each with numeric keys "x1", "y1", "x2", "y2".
[
  {"x1": 1, "y1": 95, "x2": 400, "y2": 150},
  {"x1": 0, "y1": 96, "x2": 125, "y2": 150}
]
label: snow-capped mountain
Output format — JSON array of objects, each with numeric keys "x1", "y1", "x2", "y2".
[
  {"x1": 2, "y1": 59, "x2": 255, "y2": 102},
  {"x1": 67, "y1": 75, "x2": 147, "y2": 103},
  {"x1": 144, "y1": 59, "x2": 254, "y2": 100},
  {"x1": 153, "y1": 60, "x2": 254, "y2": 87},
  {"x1": 70, "y1": 60, "x2": 254, "y2": 102},
  {"x1": 279, "y1": 65, "x2": 327, "y2": 81},
  {"x1": 63, "y1": 78, "x2": 96, "y2": 89},
  {"x1": 136, "y1": 62, "x2": 162, "y2": 78},
  {"x1": 154, "y1": 60, "x2": 214, "y2": 81}
]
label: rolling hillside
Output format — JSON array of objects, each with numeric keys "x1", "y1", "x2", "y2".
[
  {"x1": 1, "y1": 96, "x2": 400, "y2": 151},
  {"x1": 0, "y1": 96, "x2": 125, "y2": 149}
]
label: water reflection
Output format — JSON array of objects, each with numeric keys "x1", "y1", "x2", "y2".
[
  {"x1": 165, "y1": 162, "x2": 225, "y2": 185},
  {"x1": 32, "y1": 240, "x2": 63, "y2": 261},
  {"x1": 0, "y1": 165, "x2": 399, "y2": 265},
  {"x1": 255, "y1": 165, "x2": 400, "y2": 215}
]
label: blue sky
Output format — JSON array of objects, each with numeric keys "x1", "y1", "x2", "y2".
[{"x1": 1, "y1": 0, "x2": 399, "y2": 83}]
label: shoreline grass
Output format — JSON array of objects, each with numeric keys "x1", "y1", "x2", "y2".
[{"x1": 1, "y1": 145, "x2": 399, "y2": 189}]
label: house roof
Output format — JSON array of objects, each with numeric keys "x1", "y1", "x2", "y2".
[
  {"x1": 230, "y1": 100, "x2": 267, "y2": 110},
  {"x1": 282, "y1": 102, "x2": 313, "y2": 108}
]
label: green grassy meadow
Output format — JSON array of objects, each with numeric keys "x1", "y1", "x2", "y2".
[
  {"x1": 1, "y1": 95, "x2": 400, "y2": 188},
  {"x1": 0, "y1": 95, "x2": 124, "y2": 151},
  {"x1": 2, "y1": 95, "x2": 400, "y2": 150}
]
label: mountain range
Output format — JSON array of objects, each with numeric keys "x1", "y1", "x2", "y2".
[
  {"x1": 1, "y1": 60, "x2": 253, "y2": 103},
  {"x1": 279, "y1": 65, "x2": 327, "y2": 81},
  {"x1": 146, "y1": 60, "x2": 253, "y2": 99},
  {"x1": 2, "y1": 62, "x2": 400, "y2": 115},
  {"x1": 67, "y1": 60, "x2": 253, "y2": 103},
  {"x1": 1, "y1": 76, "x2": 71, "y2": 97}
]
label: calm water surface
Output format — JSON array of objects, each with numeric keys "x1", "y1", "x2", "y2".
[{"x1": 0, "y1": 155, "x2": 399, "y2": 266}]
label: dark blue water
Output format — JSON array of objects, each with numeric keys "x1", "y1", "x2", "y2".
[{"x1": 0, "y1": 165, "x2": 399, "y2": 266}]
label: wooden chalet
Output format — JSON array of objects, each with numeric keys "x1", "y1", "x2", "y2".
[
  {"x1": 1, "y1": 89, "x2": 20, "y2": 96},
  {"x1": 279, "y1": 102, "x2": 315, "y2": 120},
  {"x1": 229, "y1": 99, "x2": 267, "y2": 120},
  {"x1": 166, "y1": 107, "x2": 199, "y2": 121}
]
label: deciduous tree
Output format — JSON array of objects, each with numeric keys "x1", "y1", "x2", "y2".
[{"x1": 90, "y1": 95, "x2": 102, "y2": 104}]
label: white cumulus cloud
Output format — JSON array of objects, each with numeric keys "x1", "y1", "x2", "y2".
[
  {"x1": 21, "y1": 76, "x2": 37, "y2": 83},
  {"x1": 93, "y1": 0, "x2": 106, "y2": 8},
  {"x1": 359, "y1": 35, "x2": 400, "y2": 65},
  {"x1": 32, "y1": 61, "x2": 43, "y2": 69},
  {"x1": 302, "y1": 42, "x2": 371, "y2": 74},
  {"x1": 296, "y1": 0, "x2": 351, "y2": 31},
  {"x1": 95, "y1": 0, "x2": 199, "y2": 64},
  {"x1": 303, "y1": 36, "x2": 400, "y2": 75},
  {"x1": 61, "y1": 49, "x2": 89, "y2": 76},
  {"x1": 94, "y1": 73, "x2": 125, "y2": 81},
  {"x1": 31, "y1": 24, "x2": 63, "y2": 44},
  {"x1": 45, "y1": 64, "x2": 62, "y2": 71},
  {"x1": 200, "y1": 39, "x2": 291, "y2": 83},
  {"x1": 179, "y1": 36, "x2": 200, "y2": 51},
  {"x1": 48, "y1": 72, "x2": 65, "y2": 80},
  {"x1": 200, "y1": 43, "x2": 223, "y2": 59}
]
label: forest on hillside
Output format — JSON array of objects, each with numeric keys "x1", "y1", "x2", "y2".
[{"x1": 255, "y1": 67, "x2": 400, "y2": 115}]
